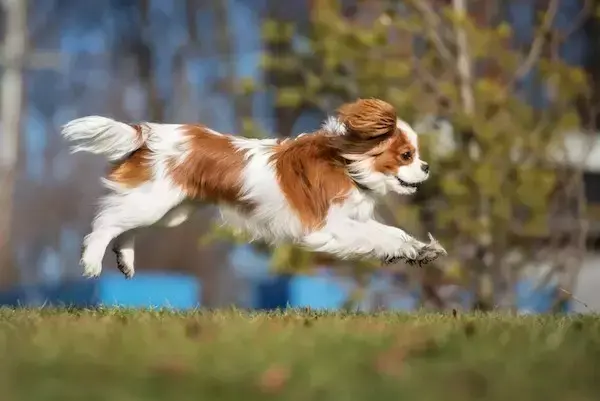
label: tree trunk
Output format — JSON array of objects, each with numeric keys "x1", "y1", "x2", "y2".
[
  {"x1": 136, "y1": 0, "x2": 164, "y2": 122},
  {"x1": 452, "y1": 0, "x2": 475, "y2": 116},
  {"x1": 0, "y1": 0, "x2": 27, "y2": 288},
  {"x1": 0, "y1": 168, "x2": 18, "y2": 287},
  {"x1": 451, "y1": 0, "x2": 494, "y2": 310},
  {"x1": 554, "y1": 170, "x2": 589, "y2": 312}
]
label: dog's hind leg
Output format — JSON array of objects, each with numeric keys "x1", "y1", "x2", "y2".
[
  {"x1": 110, "y1": 202, "x2": 197, "y2": 278},
  {"x1": 112, "y1": 231, "x2": 136, "y2": 279},
  {"x1": 80, "y1": 183, "x2": 186, "y2": 278}
]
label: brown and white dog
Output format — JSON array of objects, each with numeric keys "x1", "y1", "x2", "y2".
[{"x1": 61, "y1": 98, "x2": 445, "y2": 278}]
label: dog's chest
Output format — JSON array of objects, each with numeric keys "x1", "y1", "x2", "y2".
[{"x1": 335, "y1": 190, "x2": 376, "y2": 221}]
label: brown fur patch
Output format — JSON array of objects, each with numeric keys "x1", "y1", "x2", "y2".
[
  {"x1": 372, "y1": 131, "x2": 416, "y2": 175},
  {"x1": 130, "y1": 123, "x2": 147, "y2": 145},
  {"x1": 337, "y1": 98, "x2": 397, "y2": 139},
  {"x1": 106, "y1": 124, "x2": 152, "y2": 188},
  {"x1": 107, "y1": 146, "x2": 152, "y2": 188},
  {"x1": 272, "y1": 97, "x2": 414, "y2": 230},
  {"x1": 333, "y1": 98, "x2": 417, "y2": 175},
  {"x1": 272, "y1": 135, "x2": 354, "y2": 230},
  {"x1": 328, "y1": 129, "x2": 416, "y2": 178},
  {"x1": 329, "y1": 132, "x2": 392, "y2": 157},
  {"x1": 167, "y1": 125, "x2": 249, "y2": 207}
]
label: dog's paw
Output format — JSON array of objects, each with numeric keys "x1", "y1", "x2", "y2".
[
  {"x1": 113, "y1": 245, "x2": 135, "y2": 279},
  {"x1": 382, "y1": 255, "x2": 401, "y2": 265},
  {"x1": 81, "y1": 259, "x2": 102, "y2": 278},
  {"x1": 383, "y1": 255, "x2": 420, "y2": 266},
  {"x1": 115, "y1": 253, "x2": 135, "y2": 279},
  {"x1": 382, "y1": 234, "x2": 447, "y2": 267},
  {"x1": 382, "y1": 238, "x2": 423, "y2": 265},
  {"x1": 415, "y1": 233, "x2": 447, "y2": 266}
]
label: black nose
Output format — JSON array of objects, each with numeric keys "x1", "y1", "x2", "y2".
[{"x1": 421, "y1": 162, "x2": 429, "y2": 173}]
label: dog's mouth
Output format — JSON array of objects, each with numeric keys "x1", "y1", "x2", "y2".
[{"x1": 397, "y1": 178, "x2": 421, "y2": 188}]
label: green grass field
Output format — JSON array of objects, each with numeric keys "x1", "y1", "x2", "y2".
[{"x1": 0, "y1": 308, "x2": 599, "y2": 401}]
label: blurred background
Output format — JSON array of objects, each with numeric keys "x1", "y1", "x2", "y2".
[{"x1": 0, "y1": 0, "x2": 599, "y2": 314}]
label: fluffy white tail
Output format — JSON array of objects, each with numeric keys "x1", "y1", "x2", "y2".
[{"x1": 61, "y1": 116, "x2": 147, "y2": 162}]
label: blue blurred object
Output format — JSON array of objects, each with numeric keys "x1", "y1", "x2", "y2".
[
  {"x1": 98, "y1": 272, "x2": 201, "y2": 309},
  {"x1": 0, "y1": 269, "x2": 573, "y2": 313},
  {"x1": 252, "y1": 271, "x2": 423, "y2": 312},
  {"x1": 245, "y1": 272, "x2": 355, "y2": 310},
  {"x1": 0, "y1": 272, "x2": 202, "y2": 309},
  {"x1": 0, "y1": 279, "x2": 96, "y2": 307},
  {"x1": 255, "y1": 274, "x2": 292, "y2": 310},
  {"x1": 288, "y1": 275, "x2": 354, "y2": 310},
  {"x1": 515, "y1": 278, "x2": 570, "y2": 313}
]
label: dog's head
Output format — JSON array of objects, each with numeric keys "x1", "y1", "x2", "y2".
[{"x1": 324, "y1": 98, "x2": 429, "y2": 196}]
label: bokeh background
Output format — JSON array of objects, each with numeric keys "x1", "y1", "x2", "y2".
[{"x1": 0, "y1": 0, "x2": 599, "y2": 313}]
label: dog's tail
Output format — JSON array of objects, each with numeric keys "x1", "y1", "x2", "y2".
[{"x1": 61, "y1": 116, "x2": 148, "y2": 162}]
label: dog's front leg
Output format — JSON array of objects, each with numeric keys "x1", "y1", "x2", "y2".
[{"x1": 302, "y1": 218, "x2": 432, "y2": 264}]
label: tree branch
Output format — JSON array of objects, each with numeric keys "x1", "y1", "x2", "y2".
[
  {"x1": 509, "y1": 0, "x2": 560, "y2": 86},
  {"x1": 405, "y1": 0, "x2": 456, "y2": 66},
  {"x1": 452, "y1": 0, "x2": 474, "y2": 116},
  {"x1": 411, "y1": 54, "x2": 453, "y2": 112},
  {"x1": 556, "y1": 0, "x2": 592, "y2": 41}
]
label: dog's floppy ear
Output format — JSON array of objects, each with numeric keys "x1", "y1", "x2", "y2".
[{"x1": 337, "y1": 98, "x2": 397, "y2": 139}]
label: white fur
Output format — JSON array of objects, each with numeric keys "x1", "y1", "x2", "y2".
[
  {"x1": 396, "y1": 118, "x2": 418, "y2": 147},
  {"x1": 112, "y1": 231, "x2": 135, "y2": 278},
  {"x1": 321, "y1": 116, "x2": 347, "y2": 136},
  {"x1": 394, "y1": 118, "x2": 429, "y2": 191},
  {"x1": 302, "y1": 188, "x2": 427, "y2": 261},
  {"x1": 62, "y1": 119, "x2": 190, "y2": 278},
  {"x1": 81, "y1": 179, "x2": 186, "y2": 277},
  {"x1": 226, "y1": 137, "x2": 305, "y2": 242},
  {"x1": 61, "y1": 116, "x2": 147, "y2": 162},
  {"x1": 62, "y1": 114, "x2": 432, "y2": 278}
]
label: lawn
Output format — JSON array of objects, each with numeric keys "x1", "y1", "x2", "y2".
[{"x1": 0, "y1": 308, "x2": 598, "y2": 401}]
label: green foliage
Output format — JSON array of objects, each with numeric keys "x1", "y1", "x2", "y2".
[
  {"x1": 200, "y1": 2, "x2": 593, "y2": 310},
  {"x1": 271, "y1": 243, "x2": 315, "y2": 274},
  {"x1": 2, "y1": 309, "x2": 600, "y2": 401},
  {"x1": 252, "y1": 1, "x2": 591, "y2": 290}
]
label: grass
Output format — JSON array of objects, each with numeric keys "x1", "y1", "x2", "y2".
[{"x1": 0, "y1": 308, "x2": 599, "y2": 401}]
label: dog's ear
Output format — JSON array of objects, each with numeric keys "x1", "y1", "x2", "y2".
[{"x1": 337, "y1": 98, "x2": 397, "y2": 139}]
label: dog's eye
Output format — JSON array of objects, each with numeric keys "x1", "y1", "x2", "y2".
[{"x1": 401, "y1": 151, "x2": 412, "y2": 160}]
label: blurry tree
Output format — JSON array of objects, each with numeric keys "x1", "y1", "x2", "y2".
[
  {"x1": 0, "y1": 0, "x2": 27, "y2": 287},
  {"x1": 219, "y1": 0, "x2": 597, "y2": 310},
  {"x1": 0, "y1": 0, "x2": 61, "y2": 288},
  {"x1": 9, "y1": 0, "x2": 245, "y2": 305}
]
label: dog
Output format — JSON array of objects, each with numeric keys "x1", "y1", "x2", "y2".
[{"x1": 61, "y1": 98, "x2": 446, "y2": 278}]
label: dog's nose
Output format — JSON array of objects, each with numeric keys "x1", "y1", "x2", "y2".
[{"x1": 421, "y1": 162, "x2": 429, "y2": 173}]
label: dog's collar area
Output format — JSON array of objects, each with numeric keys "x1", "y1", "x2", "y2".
[
  {"x1": 341, "y1": 158, "x2": 373, "y2": 193},
  {"x1": 352, "y1": 179, "x2": 372, "y2": 192}
]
